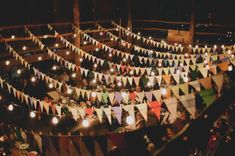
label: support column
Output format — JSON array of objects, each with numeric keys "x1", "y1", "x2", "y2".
[{"x1": 73, "y1": 0, "x2": 82, "y2": 86}]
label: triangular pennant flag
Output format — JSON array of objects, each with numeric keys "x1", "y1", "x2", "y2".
[
  {"x1": 162, "y1": 75, "x2": 171, "y2": 85},
  {"x1": 180, "y1": 93, "x2": 196, "y2": 118},
  {"x1": 145, "y1": 91, "x2": 153, "y2": 102},
  {"x1": 171, "y1": 86, "x2": 180, "y2": 99},
  {"x1": 135, "y1": 103, "x2": 148, "y2": 121},
  {"x1": 164, "y1": 97, "x2": 178, "y2": 120},
  {"x1": 199, "y1": 77, "x2": 212, "y2": 89},
  {"x1": 198, "y1": 67, "x2": 208, "y2": 78},
  {"x1": 172, "y1": 74, "x2": 180, "y2": 84},
  {"x1": 153, "y1": 90, "x2": 161, "y2": 101},
  {"x1": 112, "y1": 106, "x2": 122, "y2": 124},
  {"x1": 95, "y1": 108, "x2": 103, "y2": 123},
  {"x1": 148, "y1": 101, "x2": 162, "y2": 120},
  {"x1": 200, "y1": 88, "x2": 216, "y2": 106},
  {"x1": 179, "y1": 83, "x2": 189, "y2": 95},
  {"x1": 156, "y1": 75, "x2": 162, "y2": 86},
  {"x1": 103, "y1": 107, "x2": 112, "y2": 125},
  {"x1": 212, "y1": 74, "x2": 223, "y2": 92}
]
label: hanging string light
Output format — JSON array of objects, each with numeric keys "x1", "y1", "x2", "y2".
[
  {"x1": 108, "y1": 53, "x2": 112, "y2": 57},
  {"x1": 8, "y1": 104, "x2": 14, "y2": 111},
  {"x1": 117, "y1": 81, "x2": 122, "y2": 87},
  {"x1": 5, "y1": 60, "x2": 10, "y2": 66},
  {"x1": 71, "y1": 73, "x2": 76, "y2": 78},
  {"x1": 52, "y1": 116, "x2": 59, "y2": 125},
  {"x1": 29, "y1": 111, "x2": 36, "y2": 118},
  {"x1": 67, "y1": 88, "x2": 73, "y2": 94},
  {"x1": 48, "y1": 83, "x2": 54, "y2": 89},
  {"x1": 82, "y1": 119, "x2": 90, "y2": 127},
  {"x1": 52, "y1": 65, "x2": 57, "y2": 70},
  {"x1": 161, "y1": 88, "x2": 167, "y2": 96},
  {"x1": 150, "y1": 71, "x2": 155, "y2": 76},
  {"x1": 38, "y1": 56, "x2": 42, "y2": 61},
  {"x1": 22, "y1": 46, "x2": 27, "y2": 51},
  {"x1": 79, "y1": 58, "x2": 83, "y2": 62},
  {"x1": 31, "y1": 77, "x2": 36, "y2": 82},
  {"x1": 99, "y1": 32, "x2": 103, "y2": 36},
  {"x1": 126, "y1": 115, "x2": 134, "y2": 125},
  {"x1": 94, "y1": 63, "x2": 98, "y2": 68},
  {"x1": 91, "y1": 92, "x2": 97, "y2": 98},
  {"x1": 110, "y1": 68, "x2": 114, "y2": 73},
  {"x1": 129, "y1": 70, "x2": 134, "y2": 75},
  {"x1": 228, "y1": 65, "x2": 233, "y2": 71},
  {"x1": 95, "y1": 48, "x2": 99, "y2": 52},
  {"x1": 11, "y1": 35, "x2": 15, "y2": 39},
  {"x1": 83, "y1": 41, "x2": 87, "y2": 45},
  {"x1": 54, "y1": 43, "x2": 59, "y2": 47},
  {"x1": 43, "y1": 35, "x2": 48, "y2": 39},
  {"x1": 17, "y1": 69, "x2": 21, "y2": 75},
  {"x1": 66, "y1": 51, "x2": 70, "y2": 55}
]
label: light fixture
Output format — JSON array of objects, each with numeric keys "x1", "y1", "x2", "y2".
[
  {"x1": 73, "y1": 34, "x2": 77, "y2": 38},
  {"x1": 71, "y1": 73, "x2": 76, "y2": 78},
  {"x1": 189, "y1": 45, "x2": 192, "y2": 48},
  {"x1": 228, "y1": 50, "x2": 231, "y2": 54},
  {"x1": 67, "y1": 88, "x2": 73, "y2": 94},
  {"x1": 0, "y1": 95, "x2": 2, "y2": 101},
  {"x1": 29, "y1": 111, "x2": 36, "y2": 118},
  {"x1": 43, "y1": 35, "x2": 48, "y2": 39},
  {"x1": 91, "y1": 92, "x2": 97, "y2": 97},
  {"x1": 158, "y1": 62, "x2": 162, "y2": 67},
  {"x1": 185, "y1": 53, "x2": 188, "y2": 57},
  {"x1": 54, "y1": 43, "x2": 59, "y2": 47},
  {"x1": 130, "y1": 70, "x2": 134, "y2": 75},
  {"x1": 79, "y1": 58, "x2": 83, "y2": 62},
  {"x1": 138, "y1": 32, "x2": 141, "y2": 35},
  {"x1": 99, "y1": 32, "x2": 103, "y2": 36},
  {"x1": 205, "y1": 45, "x2": 208, "y2": 49},
  {"x1": 92, "y1": 79, "x2": 97, "y2": 84},
  {"x1": 83, "y1": 41, "x2": 87, "y2": 45},
  {"x1": 8, "y1": 104, "x2": 14, "y2": 111},
  {"x1": 115, "y1": 28, "x2": 119, "y2": 31},
  {"x1": 94, "y1": 64, "x2": 98, "y2": 68},
  {"x1": 110, "y1": 68, "x2": 114, "y2": 73},
  {"x1": 38, "y1": 56, "x2": 42, "y2": 61},
  {"x1": 126, "y1": 115, "x2": 134, "y2": 125},
  {"x1": 150, "y1": 71, "x2": 155, "y2": 76},
  {"x1": 17, "y1": 69, "x2": 21, "y2": 75},
  {"x1": 127, "y1": 27, "x2": 130, "y2": 31},
  {"x1": 205, "y1": 52, "x2": 208, "y2": 56},
  {"x1": 161, "y1": 88, "x2": 167, "y2": 96},
  {"x1": 117, "y1": 81, "x2": 122, "y2": 87},
  {"x1": 109, "y1": 53, "x2": 112, "y2": 57},
  {"x1": 123, "y1": 58, "x2": 126, "y2": 62},
  {"x1": 147, "y1": 81, "x2": 152, "y2": 87},
  {"x1": 48, "y1": 83, "x2": 53, "y2": 89},
  {"x1": 5, "y1": 60, "x2": 10, "y2": 66},
  {"x1": 148, "y1": 36, "x2": 152, "y2": 40},
  {"x1": 52, "y1": 117, "x2": 59, "y2": 125},
  {"x1": 31, "y1": 77, "x2": 36, "y2": 82},
  {"x1": 111, "y1": 38, "x2": 114, "y2": 41},
  {"x1": 66, "y1": 51, "x2": 70, "y2": 55},
  {"x1": 22, "y1": 46, "x2": 27, "y2": 51},
  {"x1": 11, "y1": 35, "x2": 15, "y2": 39},
  {"x1": 195, "y1": 45, "x2": 198, "y2": 49},
  {"x1": 228, "y1": 65, "x2": 233, "y2": 71},
  {"x1": 121, "y1": 91, "x2": 127, "y2": 98},
  {"x1": 95, "y1": 48, "x2": 99, "y2": 52},
  {"x1": 52, "y1": 65, "x2": 57, "y2": 70},
  {"x1": 82, "y1": 119, "x2": 90, "y2": 127},
  {"x1": 214, "y1": 45, "x2": 217, "y2": 49}
]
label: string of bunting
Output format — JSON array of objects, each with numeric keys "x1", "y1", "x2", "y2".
[
  {"x1": 111, "y1": 21, "x2": 235, "y2": 54},
  {"x1": 97, "y1": 24, "x2": 234, "y2": 60}
]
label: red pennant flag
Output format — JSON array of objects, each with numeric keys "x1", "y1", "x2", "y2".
[
  {"x1": 148, "y1": 101, "x2": 162, "y2": 120},
  {"x1": 85, "y1": 108, "x2": 94, "y2": 116}
]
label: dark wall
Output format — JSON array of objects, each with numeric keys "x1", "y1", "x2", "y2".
[{"x1": 0, "y1": 0, "x2": 234, "y2": 26}]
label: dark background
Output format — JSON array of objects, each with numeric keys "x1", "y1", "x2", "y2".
[{"x1": 0, "y1": 0, "x2": 235, "y2": 27}]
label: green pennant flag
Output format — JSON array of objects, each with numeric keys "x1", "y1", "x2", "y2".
[{"x1": 199, "y1": 88, "x2": 216, "y2": 106}]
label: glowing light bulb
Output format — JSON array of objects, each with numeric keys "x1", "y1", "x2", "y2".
[
  {"x1": 117, "y1": 81, "x2": 122, "y2": 87},
  {"x1": 71, "y1": 73, "x2": 76, "y2": 78},
  {"x1": 110, "y1": 68, "x2": 114, "y2": 73},
  {"x1": 92, "y1": 79, "x2": 96, "y2": 84},
  {"x1": 205, "y1": 52, "x2": 208, "y2": 56},
  {"x1": 31, "y1": 77, "x2": 36, "y2": 82},
  {"x1": 184, "y1": 77, "x2": 189, "y2": 82},
  {"x1": 176, "y1": 69, "x2": 180, "y2": 74},
  {"x1": 228, "y1": 65, "x2": 233, "y2": 71},
  {"x1": 123, "y1": 58, "x2": 126, "y2": 62},
  {"x1": 228, "y1": 50, "x2": 231, "y2": 54},
  {"x1": 195, "y1": 45, "x2": 198, "y2": 49},
  {"x1": 48, "y1": 83, "x2": 53, "y2": 89},
  {"x1": 189, "y1": 45, "x2": 192, "y2": 48},
  {"x1": 147, "y1": 81, "x2": 152, "y2": 87},
  {"x1": 73, "y1": 34, "x2": 77, "y2": 37},
  {"x1": 109, "y1": 53, "x2": 112, "y2": 57},
  {"x1": 38, "y1": 56, "x2": 42, "y2": 61},
  {"x1": 116, "y1": 28, "x2": 119, "y2": 31},
  {"x1": 126, "y1": 116, "x2": 134, "y2": 125},
  {"x1": 138, "y1": 32, "x2": 141, "y2": 35},
  {"x1": 214, "y1": 45, "x2": 217, "y2": 49},
  {"x1": 130, "y1": 70, "x2": 134, "y2": 75},
  {"x1": 67, "y1": 88, "x2": 73, "y2": 94},
  {"x1": 111, "y1": 38, "x2": 114, "y2": 41},
  {"x1": 52, "y1": 65, "x2": 57, "y2": 70},
  {"x1": 66, "y1": 51, "x2": 70, "y2": 55},
  {"x1": 91, "y1": 92, "x2": 97, "y2": 97},
  {"x1": 5, "y1": 60, "x2": 10, "y2": 66},
  {"x1": 205, "y1": 45, "x2": 208, "y2": 49},
  {"x1": 94, "y1": 64, "x2": 98, "y2": 68},
  {"x1": 185, "y1": 53, "x2": 188, "y2": 57},
  {"x1": 161, "y1": 88, "x2": 167, "y2": 96},
  {"x1": 150, "y1": 71, "x2": 155, "y2": 76},
  {"x1": 17, "y1": 69, "x2": 21, "y2": 75},
  {"x1": 99, "y1": 32, "x2": 103, "y2": 36},
  {"x1": 180, "y1": 63, "x2": 184, "y2": 67},
  {"x1": 83, "y1": 41, "x2": 87, "y2": 45},
  {"x1": 82, "y1": 119, "x2": 90, "y2": 127},
  {"x1": 127, "y1": 27, "x2": 130, "y2": 31},
  {"x1": 95, "y1": 48, "x2": 99, "y2": 51},
  {"x1": 149, "y1": 36, "x2": 152, "y2": 40},
  {"x1": 206, "y1": 65, "x2": 210, "y2": 70},
  {"x1": 22, "y1": 46, "x2": 27, "y2": 51},
  {"x1": 52, "y1": 117, "x2": 59, "y2": 125},
  {"x1": 55, "y1": 43, "x2": 59, "y2": 47},
  {"x1": 11, "y1": 35, "x2": 15, "y2": 39},
  {"x1": 158, "y1": 62, "x2": 162, "y2": 67},
  {"x1": 43, "y1": 35, "x2": 48, "y2": 38},
  {"x1": 79, "y1": 58, "x2": 83, "y2": 62},
  {"x1": 8, "y1": 104, "x2": 14, "y2": 111},
  {"x1": 30, "y1": 111, "x2": 36, "y2": 118},
  {"x1": 121, "y1": 92, "x2": 127, "y2": 98}
]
